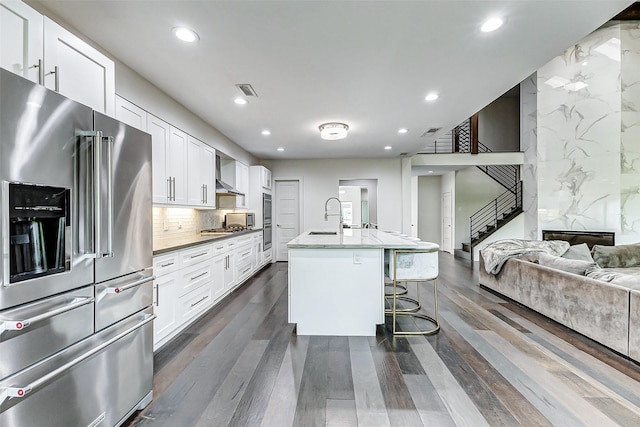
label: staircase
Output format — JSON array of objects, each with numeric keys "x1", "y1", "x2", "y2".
[{"x1": 450, "y1": 119, "x2": 523, "y2": 262}]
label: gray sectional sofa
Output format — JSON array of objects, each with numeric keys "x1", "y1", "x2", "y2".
[{"x1": 479, "y1": 239, "x2": 640, "y2": 364}]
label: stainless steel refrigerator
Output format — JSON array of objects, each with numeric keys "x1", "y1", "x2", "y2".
[{"x1": 0, "y1": 68, "x2": 154, "y2": 427}]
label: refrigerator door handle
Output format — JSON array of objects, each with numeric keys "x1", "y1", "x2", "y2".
[
  {"x1": 0, "y1": 296, "x2": 95, "y2": 335},
  {"x1": 104, "y1": 274, "x2": 155, "y2": 294},
  {"x1": 76, "y1": 130, "x2": 102, "y2": 258},
  {"x1": 0, "y1": 313, "x2": 156, "y2": 405},
  {"x1": 103, "y1": 135, "x2": 114, "y2": 258}
]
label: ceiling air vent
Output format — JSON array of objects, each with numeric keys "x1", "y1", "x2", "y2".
[
  {"x1": 420, "y1": 127, "x2": 442, "y2": 138},
  {"x1": 236, "y1": 84, "x2": 258, "y2": 97},
  {"x1": 399, "y1": 152, "x2": 410, "y2": 157}
]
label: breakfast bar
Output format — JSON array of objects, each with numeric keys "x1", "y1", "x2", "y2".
[{"x1": 287, "y1": 229, "x2": 433, "y2": 336}]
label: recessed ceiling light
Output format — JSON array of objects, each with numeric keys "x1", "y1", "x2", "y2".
[
  {"x1": 428, "y1": 170, "x2": 434, "y2": 174},
  {"x1": 173, "y1": 27, "x2": 199, "y2": 42},
  {"x1": 481, "y1": 17, "x2": 503, "y2": 33},
  {"x1": 277, "y1": 147, "x2": 284, "y2": 152},
  {"x1": 384, "y1": 146, "x2": 392, "y2": 150},
  {"x1": 425, "y1": 93, "x2": 439, "y2": 101},
  {"x1": 582, "y1": 61, "x2": 588, "y2": 66},
  {"x1": 234, "y1": 97, "x2": 248, "y2": 105},
  {"x1": 261, "y1": 129, "x2": 271, "y2": 136},
  {"x1": 398, "y1": 128, "x2": 408, "y2": 134}
]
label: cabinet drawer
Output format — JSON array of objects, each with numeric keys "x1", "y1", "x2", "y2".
[
  {"x1": 236, "y1": 244, "x2": 253, "y2": 263},
  {"x1": 153, "y1": 252, "x2": 180, "y2": 275},
  {"x1": 212, "y1": 240, "x2": 227, "y2": 256},
  {"x1": 180, "y1": 262, "x2": 212, "y2": 293},
  {"x1": 180, "y1": 244, "x2": 213, "y2": 267},
  {"x1": 237, "y1": 260, "x2": 253, "y2": 284},
  {"x1": 180, "y1": 283, "x2": 212, "y2": 321}
]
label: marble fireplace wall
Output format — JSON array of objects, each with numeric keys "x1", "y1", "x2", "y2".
[
  {"x1": 537, "y1": 22, "x2": 640, "y2": 244},
  {"x1": 521, "y1": 73, "x2": 538, "y2": 240}
]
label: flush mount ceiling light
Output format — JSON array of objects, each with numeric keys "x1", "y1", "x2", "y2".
[
  {"x1": 261, "y1": 129, "x2": 271, "y2": 136},
  {"x1": 234, "y1": 97, "x2": 248, "y2": 105},
  {"x1": 398, "y1": 128, "x2": 408, "y2": 134},
  {"x1": 481, "y1": 17, "x2": 503, "y2": 33},
  {"x1": 425, "y1": 93, "x2": 439, "y2": 101},
  {"x1": 277, "y1": 147, "x2": 284, "y2": 152},
  {"x1": 319, "y1": 122, "x2": 349, "y2": 140},
  {"x1": 384, "y1": 146, "x2": 392, "y2": 150},
  {"x1": 173, "y1": 27, "x2": 199, "y2": 42}
]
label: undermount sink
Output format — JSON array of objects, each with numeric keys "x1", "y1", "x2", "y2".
[{"x1": 309, "y1": 231, "x2": 338, "y2": 235}]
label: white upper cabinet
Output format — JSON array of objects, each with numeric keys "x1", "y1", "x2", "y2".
[
  {"x1": 115, "y1": 96, "x2": 146, "y2": 131},
  {"x1": 187, "y1": 137, "x2": 215, "y2": 207},
  {"x1": 0, "y1": 0, "x2": 43, "y2": 83},
  {"x1": 168, "y1": 127, "x2": 188, "y2": 205},
  {"x1": 235, "y1": 162, "x2": 249, "y2": 209},
  {"x1": 43, "y1": 17, "x2": 115, "y2": 115},
  {"x1": 260, "y1": 166, "x2": 272, "y2": 190},
  {"x1": 147, "y1": 114, "x2": 171, "y2": 204},
  {"x1": 0, "y1": 2, "x2": 115, "y2": 114}
]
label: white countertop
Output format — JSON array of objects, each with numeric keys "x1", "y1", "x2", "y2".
[{"x1": 287, "y1": 229, "x2": 439, "y2": 250}]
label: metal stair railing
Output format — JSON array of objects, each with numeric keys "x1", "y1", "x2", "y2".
[{"x1": 469, "y1": 181, "x2": 523, "y2": 263}]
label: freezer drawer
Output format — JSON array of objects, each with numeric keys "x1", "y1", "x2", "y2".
[
  {"x1": 94, "y1": 268, "x2": 153, "y2": 332},
  {"x1": 0, "y1": 286, "x2": 94, "y2": 379},
  {"x1": 0, "y1": 307, "x2": 154, "y2": 427}
]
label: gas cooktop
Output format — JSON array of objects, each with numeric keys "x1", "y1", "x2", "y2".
[{"x1": 200, "y1": 227, "x2": 248, "y2": 235}]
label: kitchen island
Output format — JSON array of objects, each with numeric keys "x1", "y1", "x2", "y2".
[{"x1": 287, "y1": 229, "x2": 429, "y2": 336}]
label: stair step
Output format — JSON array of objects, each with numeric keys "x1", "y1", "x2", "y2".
[{"x1": 461, "y1": 242, "x2": 471, "y2": 252}]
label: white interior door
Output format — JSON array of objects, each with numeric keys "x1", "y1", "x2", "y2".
[
  {"x1": 442, "y1": 192, "x2": 452, "y2": 253},
  {"x1": 275, "y1": 180, "x2": 300, "y2": 262}
]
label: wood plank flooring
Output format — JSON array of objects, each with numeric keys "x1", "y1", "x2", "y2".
[{"x1": 124, "y1": 254, "x2": 640, "y2": 426}]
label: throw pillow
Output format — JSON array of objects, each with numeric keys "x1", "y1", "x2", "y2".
[
  {"x1": 537, "y1": 253, "x2": 598, "y2": 276},
  {"x1": 562, "y1": 243, "x2": 594, "y2": 262},
  {"x1": 592, "y1": 243, "x2": 640, "y2": 268}
]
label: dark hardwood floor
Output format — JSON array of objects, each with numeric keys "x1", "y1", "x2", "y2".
[{"x1": 124, "y1": 253, "x2": 640, "y2": 426}]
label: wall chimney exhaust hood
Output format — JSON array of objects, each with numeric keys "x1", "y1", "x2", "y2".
[{"x1": 216, "y1": 155, "x2": 244, "y2": 196}]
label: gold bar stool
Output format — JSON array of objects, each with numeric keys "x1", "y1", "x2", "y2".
[{"x1": 385, "y1": 244, "x2": 440, "y2": 335}]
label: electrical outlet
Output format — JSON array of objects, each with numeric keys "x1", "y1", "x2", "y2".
[
  {"x1": 163, "y1": 219, "x2": 169, "y2": 231},
  {"x1": 353, "y1": 252, "x2": 362, "y2": 264},
  {"x1": 178, "y1": 220, "x2": 182, "y2": 229}
]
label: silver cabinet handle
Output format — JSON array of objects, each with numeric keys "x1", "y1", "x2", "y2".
[
  {"x1": 190, "y1": 271, "x2": 207, "y2": 281},
  {"x1": 202, "y1": 184, "x2": 205, "y2": 204},
  {"x1": 167, "y1": 178, "x2": 172, "y2": 202},
  {"x1": 190, "y1": 252, "x2": 208, "y2": 259},
  {"x1": 205, "y1": 184, "x2": 208, "y2": 204},
  {"x1": 190, "y1": 295, "x2": 208, "y2": 308},
  {"x1": 30, "y1": 59, "x2": 44, "y2": 85},
  {"x1": 46, "y1": 66, "x2": 59, "y2": 91},
  {"x1": 0, "y1": 296, "x2": 94, "y2": 335},
  {"x1": 160, "y1": 261, "x2": 174, "y2": 268},
  {"x1": 105, "y1": 274, "x2": 155, "y2": 294},
  {"x1": 0, "y1": 313, "x2": 155, "y2": 405},
  {"x1": 172, "y1": 177, "x2": 176, "y2": 201}
]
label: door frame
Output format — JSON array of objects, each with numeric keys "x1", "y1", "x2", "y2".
[{"x1": 273, "y1": 177, "x2": 304, "y2": 262}]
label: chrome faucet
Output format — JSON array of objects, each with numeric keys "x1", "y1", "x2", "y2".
[{"x1": 324, "y1": 197, "x2": 343, "y2": 234}]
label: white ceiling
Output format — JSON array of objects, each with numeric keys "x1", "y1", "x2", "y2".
[{"x1": 33, "y1": 1, "x2": 633, "y2": 161}]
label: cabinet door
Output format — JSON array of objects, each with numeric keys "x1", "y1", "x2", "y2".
[
  {"x1": 153, "y1": 272, "x2": 179, "y2": 350},
  {"x1": 148, "y1": 114, "x2": 171, "y2": 204},
  {"x1": 202, "y1": 144, "x2": 216, "y2": 208},
  {"x1": 43, "y1": 17, "x2": 115, "y2": 115},
  {"x1": 0, "y1": 0, "x2": 43, "y2": 83},
  {"x1": 168, "y1": 126, "x2": 188, "y2": 205},
  {"x1": 261, "y1": 167, "x2": 272, "y2": 190},
  {"x1": 211, "y1": 254, "x2": 227, "y2": 301},
  {"x1": 235, "y1": 162, "x2": 249, "y2": 208},
  {"x1": 187, "y1": 136, "x2": 204, "y2": 206},
  {"x1": 115, "y1": 96, "x2": 146, "y2": 131}
]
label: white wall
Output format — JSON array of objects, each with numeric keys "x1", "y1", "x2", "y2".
[
  {"x1": 478, "y1": 96, "x2": 520, "y2": 152},
  {"x1": 263, "y1": 158, "x2": 403, "y2": 233},
  {"x1": 417, "y1": 175, "x2": 442, "y2": 244},
  {"x1": 454, "y1": 167, "x2": 506, "y2": 249}
]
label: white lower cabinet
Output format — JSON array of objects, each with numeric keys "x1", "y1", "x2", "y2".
[{"x1": 152, "y1": 232, "x2": 267, "y2": 351}]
